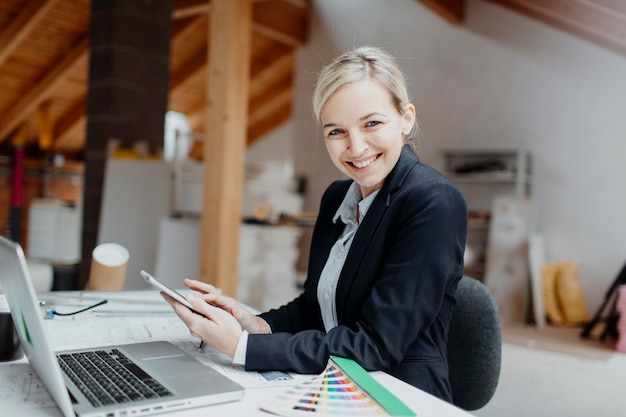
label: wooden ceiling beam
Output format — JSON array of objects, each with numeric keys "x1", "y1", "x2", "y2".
[
  {"x1": 247, "y1": 100, "x2": 291, "y2": 146},
  {"x1": 0, "y1": 0, "x2": 60, "y2": 65},
  {"x1": 253, "y1": 0, "x2": 308, "y2": 46},
  {"x1": 170, "y1": 16, "x2": 208, "y2": 100},
  {"x1": 249, "y1": 51, "x2": 294, "y2": 98},
  {"x1": 247, "y1": 71, "x2": 292, "y2": 145},
  {"x1": 53, "y1": 98, "x2": 86, "y2": 151},
  {"x1": 175, "y1": 52, "x2": 294, "y2": 140},
  {"x1": 170, "y1": 49, "x2": 207, "y2": 93},
  {"x1": 418, "y1": 0, "x2": 464, "y2": 24},
  {"x1": 248, "y1": 84, "x2": 292, "y2": 127},
  {"x1": 173, "y1": 0, "x2": 308, "y2": 46},
  {"x1": 0, "y1": 36, "x2": 89, "y2": 144},
  {"x1": 488, "y1": 0, "x2": 626, "y2": 57},
  {"x1": 172, "y1": 14, "x2": 206, "y2": 39},
  {"x1": 172, "y1": 0, "x2": 212, "y2": 19},
  {"x1": 172, "y1": 0, "x2": 274, "y2": 19}
]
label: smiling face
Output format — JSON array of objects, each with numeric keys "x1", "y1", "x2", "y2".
[{"x1": 320, "y1": 78, "x2": 415, "y2": 198}]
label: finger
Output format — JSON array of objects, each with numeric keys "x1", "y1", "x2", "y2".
[
  {"x1": 184, "y1": 279, "x2": 219, "y2": 294},
  {"x1": 187, "y1": 294, "x2": 229, "y2": 322},
  {"x1": 179, "y1": 295, "x2": 243, "y2": 358},
  {"x1": 198, "y1": 292, "x2": 234, "y2": 308},
  {"x1": 162, "y1": 292, "x2": 206, "y2": 324}
]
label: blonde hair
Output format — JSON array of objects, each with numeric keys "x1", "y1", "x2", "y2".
[{"x1": 312, "y1": 46, "x2": 418, "y2": 143}]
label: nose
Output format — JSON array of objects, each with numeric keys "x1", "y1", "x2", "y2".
[{"x1": 347, "y1": 131, "x2": 368, "y2": 155}]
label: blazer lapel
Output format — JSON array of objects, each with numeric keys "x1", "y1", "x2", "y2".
[{"x1": 335, "y1": 145, "x2": 420, "y2": 320}]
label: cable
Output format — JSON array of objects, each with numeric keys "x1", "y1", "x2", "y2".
[{"x1": 44, "y1": 299, "x2": 108, "y2": 318}]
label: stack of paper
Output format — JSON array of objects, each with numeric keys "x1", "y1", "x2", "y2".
[
  {"x1": 238, "y1": 159, "x2": 304, "y2": 311},
  {"x1": 242, "y1": 160, "x2": 303, "y2": 223},
  {"x1": 238, "y1": 224, "x2": 302, "y2": 312}
]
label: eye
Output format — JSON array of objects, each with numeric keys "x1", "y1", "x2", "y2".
[
  {"x1": 365, "y1": 120, "x2": 381, "y2": 128},
  {"x1": 326, "y1": 128, "x2": 344, "y2": 137}
]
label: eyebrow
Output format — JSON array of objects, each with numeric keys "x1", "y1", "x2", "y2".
[{"x1": 322, "y1": 112, "x2": 388, "y2": 130}]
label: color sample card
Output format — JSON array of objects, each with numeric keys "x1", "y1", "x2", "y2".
[{"x1": 261, "y1": 362, "x2": 389, "y2": 416}]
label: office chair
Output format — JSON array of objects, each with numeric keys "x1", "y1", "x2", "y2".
[{"x1": 447, "y1": 276, "x2": 502, "y2": 410}]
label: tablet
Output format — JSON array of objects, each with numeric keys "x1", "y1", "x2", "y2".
[{"x1": 141, "y1": 270, "x2": 197, "y2": 311}]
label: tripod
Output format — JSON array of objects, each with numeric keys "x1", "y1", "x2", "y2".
[{"x1": 581, "y1": 261, "x2": 626, "y2": 340}]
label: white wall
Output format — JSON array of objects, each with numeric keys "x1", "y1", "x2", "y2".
[
  {"x1": 98, "y1": 159, "x2": 172, "y2": 290},
  {"x1": 292, "y1": 0, "x2": 626, "y2": 312}
]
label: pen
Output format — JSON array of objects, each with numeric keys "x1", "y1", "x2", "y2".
[{"x1": 198, "y1": 341, "x2": 204, "y2": 352}]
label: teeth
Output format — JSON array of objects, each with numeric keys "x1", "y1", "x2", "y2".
[{"x1": 353, "y1": 156, "x2": 376, "y2": 168}]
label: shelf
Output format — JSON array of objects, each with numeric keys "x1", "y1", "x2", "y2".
[
  {"x1": 443, "y1": 148, "x2": 532, "y2": 281},
  {"x1": 442, "y1": 148, "x2": 527, "y2": 157},
  {"x1": 442, "y1": 149, "x2": 531, "y2": 187},
  {"x1": 446, "y1": 173, "x2": 531, "y2": 184}
]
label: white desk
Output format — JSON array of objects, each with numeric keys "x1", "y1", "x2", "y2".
[{"x1": 0, "y1": 290, "x2": 474, "y2": 417}]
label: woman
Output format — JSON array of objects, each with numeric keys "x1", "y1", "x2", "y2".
[{"x1": 164, "y1": 46, "x2": 467, "y2": 402}]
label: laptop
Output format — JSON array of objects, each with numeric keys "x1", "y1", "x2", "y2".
[{"x1": 0, "y1": 236, "x2": 244, "y2": 417}]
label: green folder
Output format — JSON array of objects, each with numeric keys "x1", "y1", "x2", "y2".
[{"x1": 330, "y1": 356, "x2": 416, "y2": 416}]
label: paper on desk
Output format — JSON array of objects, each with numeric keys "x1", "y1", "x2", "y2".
[
  {"x1": 0, "y1": 363, "x2": 56, "y2": 409},
  {"x1": 44, "y1": 313, "x2": 189, "y2": 349}
]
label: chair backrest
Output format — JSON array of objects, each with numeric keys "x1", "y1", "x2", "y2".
[{"x1": 447, "y1": 276, "x2": 502, "y2": 410}]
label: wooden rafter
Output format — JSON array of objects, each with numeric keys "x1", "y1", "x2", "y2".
[
  {"x1": 0, "y1": 36, "x2": 88, "y2": 144},
  {"x1": 170, "y1": 48, "x2": 207, "y2": 92},
  {"x1": 419, "y1": 0, "x2": 464, "y2": 24},
  {"x1": 0, "y1": 0, "x2": 60, "y2": 65},
  {"x1": 488, "y1": 0, "x2": 626, "y2": 57},
  {"x1": 173, "y1": 49, "x2": 294, "y2": 148},
  {"x1": 247, "y1": 84, "x2": 292, "y2": 147},
  {"x1": 249, "y1": 51, "x2": 294, "y2": 98},
  {"x1": 249, "y1": 85, "x2": 292, "y2": 127},
  {"x1": 53, "y1": 98, "x2": 86, "y2": 150},
  {"x1": 247, "y1": 100, "x2": 291, "y2": 146},
  {"x1": 253, "y1": 0, "x2": 308, "y2": 46},
  {"x1": 247, "y1": 54, "x2": 294, "y2": 145},
  {"x1": 172, "y1": 0, "x2": 308, "y2": 46},
  {"x1": 172, "y1": 0, "x2": 212, "y2": 19},
  {"x1": 172, "y1": 14, "x2": 206, "y2": 38}
]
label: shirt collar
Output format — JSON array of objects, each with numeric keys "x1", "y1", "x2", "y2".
[{"x1": 333, "y1": 182, "x2": 380, "y2": 225}]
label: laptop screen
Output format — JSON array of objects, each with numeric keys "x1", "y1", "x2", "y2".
[{"x1": 0, "y1": 236, "x2": 76, "y2": 417}]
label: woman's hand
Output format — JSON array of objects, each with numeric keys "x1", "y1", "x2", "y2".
[
  {"x1": 162, "y1": 291, "x2": 242, "y2": 357},
  {"x1": 182, "y1": 279, "x2": 271, "y2": 335}
]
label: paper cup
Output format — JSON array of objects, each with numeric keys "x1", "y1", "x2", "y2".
[{"x1": 87, "y1": 243, "x2": 129, "y2": 290}]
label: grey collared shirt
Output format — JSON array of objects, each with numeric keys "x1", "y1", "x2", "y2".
[{"x1": 317, "y1": 182, "x2": 380, "y2": 332}]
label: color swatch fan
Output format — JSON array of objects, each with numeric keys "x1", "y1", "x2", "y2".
[{"x1": 260, "y1": 356, "x2": 415, "y2": 416}]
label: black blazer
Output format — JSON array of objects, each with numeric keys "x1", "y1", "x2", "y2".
[{"x1": 246, "y1": 145, "x2": 467, "y2": 402}]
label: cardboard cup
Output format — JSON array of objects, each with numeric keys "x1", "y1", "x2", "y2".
[{"x1": 88, "y1": 243, "x2": 129, "y2": 290}]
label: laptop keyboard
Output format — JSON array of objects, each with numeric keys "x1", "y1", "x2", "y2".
[{"x1": 58, "y1": 349, "x2": 173, "y2": 407}]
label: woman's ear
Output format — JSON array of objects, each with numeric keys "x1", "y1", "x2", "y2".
[{"x1": 402, "y1": 103, "x2": 416, "y2": 135}]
